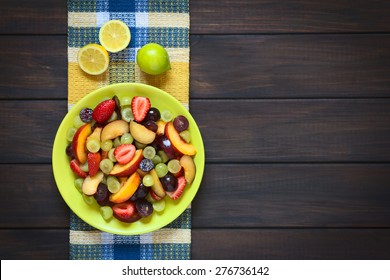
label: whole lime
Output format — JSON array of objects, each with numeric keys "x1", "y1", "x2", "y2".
[{"x1": 137, "y1": 43, "x2": 171, "y2": 75}]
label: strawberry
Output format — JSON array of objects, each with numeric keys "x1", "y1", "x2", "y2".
[
  {"x1": 131, "y1": 96, "x2": 151, "y2": 122},
  {"x1": 70, "y1": 159, "x2": 87, "y2": 178},
  {"x1": 114, "y1": 144, "x2": 136, "y2": 164},
  {"x1": 166, "y1": 176, "x2": 186, "y2": 200},
  {"x1": 112, "y1": 202, "x2": 141, "y2": 223},
  {"x1": 92, "y1": 99, "x2": 116, "y2": 123},
  {"x1": 87, "y1": 152, "x2": 101, "y2": 176}
]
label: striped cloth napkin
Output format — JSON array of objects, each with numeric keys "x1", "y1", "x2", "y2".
[{"x1": 67, "y1": 0, "x2": 190, "y2": 260}]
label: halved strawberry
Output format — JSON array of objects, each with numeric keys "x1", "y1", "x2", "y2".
[
  {"x1": 112, "y1": 202, "x2": 141, "y2": 223},
  {"x1": 166, "y1": 176, "x2": 186, "y2": 200},
  {"x1": 131, "y1": 96, "x2": 151, "y2": 122},
  {"x1": 150, "y1": 189, "x2": 163, "y2": 201},
  {"x1": 92, "y1": 99, "x2": 116, "y2": 123},
  {"x1": 70, "y1": 159, "x2": 87, "y2": 178},
  {"x1": 87, "y1": 152, "x2": 101, "y2": 176},
  {"x1": 114, "y1": 144, "x2": 136, "y2": 164}
]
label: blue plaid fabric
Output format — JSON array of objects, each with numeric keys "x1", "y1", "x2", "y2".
[{"x1": 67, "y1": 0, "x2": 190, "y2": 260}]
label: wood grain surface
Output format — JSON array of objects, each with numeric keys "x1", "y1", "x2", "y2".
[{"x1": 0, "y1": 0, "x2": 389, "y2": 260}]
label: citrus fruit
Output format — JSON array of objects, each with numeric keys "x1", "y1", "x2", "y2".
[
  {"x1": 99, "y1": 20, "x2": 131, "y2": 53},
  {"x1": 77, "y1": 44, "x2": 109, "y2": 75},
  {"x1": 136, "y1": 43, "x2": 171, "y2": 75}
]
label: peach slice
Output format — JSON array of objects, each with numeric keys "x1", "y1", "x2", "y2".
[
  {"x1": 87, "y1": 126, "x2": 102, "y2": 143},
  {"x1": 82, "y1": 171, "x2": 104, "y2": 195},
  {"x1": 129, "y1": 121, "x2": 156, "y2": 144},
  {"x1": 109, "y1": 172, "x2": 141, "y2": 203},
  {"x1": 109, "y1": 149, "x2": 144, "y2": 177},
  {"x1": 72, "y1": 123, "x2": 92, "y2": 164},
  {"x1": 165, "y1": 122, "x2": 196, "y2": 156},
  {"x1": 150, "y1": 169, "x2": 166, "y2": 198},
  {"x1": 101, "y1": 120, "x2": 129, "y2": 142},
  {"x1": 179, "y1": 155, "x2": 196, "y2": 184}
]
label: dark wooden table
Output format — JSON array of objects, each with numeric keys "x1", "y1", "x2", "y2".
[{"x1": 1, "y1": 0, "x2": 390, "y2": 259}]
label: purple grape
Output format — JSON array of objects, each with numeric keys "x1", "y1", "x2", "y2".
[
  {"x1": 160, "y1": 173, "x2": 177, "y2": 192},
  {"x1": 135, "y1": 199, "x2": 153, "y2": 217},
  {"x1": 66, "y1": 143, "x2": 74, "y2": 158},
  {"x1": 173, "y1": 115, "x2": 189, "y2": 132},
  {"x1": 94, "y1": 183, "x2": 110, "y2": 206},
  {"x1": 146, "y1": 107, "x2": 161, "y2": 122},
  {"x1": 79, "y1": 108, "x2": 93, "y2": 123},
  {"x1": 130, "y1": 183, "x2": 149, "y2": 201},
  {"x1": 157, "y1": 135, "x2": 176, "y2": 159},
  {"x1": 143, "y1": 120, "x2": 158, "y2": 132},
  {"x1": 139, "y1": 158, "x2": 154, "y2": 172}
]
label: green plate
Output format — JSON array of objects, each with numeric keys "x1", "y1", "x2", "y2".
[{"x1": 52, "y1": 83, "x2": 205, "y2": 235}]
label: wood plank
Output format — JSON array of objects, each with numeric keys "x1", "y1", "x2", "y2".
[
  {"x1": 190, "y1": 34, "x2": 390, "y2": 98},
  {"x1": 0, "y1": 36, "x2": 67, "y2": 99},
  {"x1": 190, "y1": 99, "x2": 390, "y2": 162},
  {"x1": 192, "y1": 229, "x2": 390, "y2": 259},
  {"x1": 1, "y1": 35, "x2": 389, "y2": 99},
  {"x1": 0, "y1": 0, "x2": 66, "y2": 34},
  {"x1": 1, "y1": 1, "x2": 390, "y2": 35},
  {"x1": 1, "y1": 99, "x2": 390, "y2": 163},
  {"x1": 0, "y1": 165, "x2": 69, "y2": 228},
  {"x1": 193, "y1": 164, "x2": 390, "y2": 227},
  {"x1": 0, "y1": 229, "x2": 69, "y2": 260},
  {"x1": 3, "y1": 164, "x2": 390, "y2": 228},
  {"x1": 0, "y1": 100, "x2": 67, "y2": 163},
  {"x1": 191, "y1": 0, "x2": 390, "y2": 34},
  {"x1": 1, "y1": 228, "x2": 389, "y2": 259}
]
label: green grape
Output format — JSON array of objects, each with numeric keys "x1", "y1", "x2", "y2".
[
  {"x1": 80, "y1": 161, "x2": 89, "y2": 172},
  {"x1": 143, "y1": 146, "x2": 156, "y2": 160},
  {"x1": 157, "y1": 150, "x2": 169, "y2": 163},
  {"x1": 100, "y1": 206, "x2": 113, "y2": 221},
  {"x1": 74, "y1": 178, "x2": 84, "y2": 193},
  {"x1": 107, "y1": 176, "x2": 121, "y2": 193},
  {"x1": 134, "y1": 141, "x2": 147, "y2": 149},
  {"x1": 100, "y1": 159, "x2": 113, "y2": 174},
  {"x1": 82, "y1": 194, "x2": 94, "y2": 205},
  {"x1": 136, "y1": 43, "x2": 171, "y2": 75},
  {"x1": 86, "y1": 139, "x2": 100, "y2": 153},
  {"x1": 179, "y1": 130, "x2": 191, "y2": 143},
  {"x1": 73, "y1": 115, "x2": 85, "y2": 128},
  {"x1": 161, "y1": 110, "x2": 173, "y2": 122},
  {"x1": 120, "y1": 96, "x2": 131, "y2": 106},
  {"x1": 101, "y1": 139, "x2": 113, "y2": 152},
  {"x1": 155, "y1": 163, "x2": 168, "y2": 178},
  {"x1": 152, "y1": 199, "x2": 166, "y2": 212},
  {"x1": 121, "y1": 132, "x2": 133, "y2": 144},
  {"x1": 108, "y1": 148, "x2": 117, "y2": 162},
  {"x1": 66, "y1": 127, "x2": 77, "y2": 142},
  {"x1": 121, "y1": 107, "x2": 134, "y2": 122},
  {"x1": 113, "y1": 137, "x2": 122, "y2": 148},
  {"x1": 151, "y1": 155, "x2": 162, "y2": 166},
  {"x1": 107, "y1": 111, "x2": 118, "y2": 122},
  {"x1": 143, "y1": 174, "x2": 154, "y2": 187},
  {"x1": 167, "y1": 159, "x2": 181, "y2": 174}
]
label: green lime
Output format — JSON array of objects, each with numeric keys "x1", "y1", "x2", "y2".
[{"x1": 136, "y1": 43, "x2": 171, "y2": 75}]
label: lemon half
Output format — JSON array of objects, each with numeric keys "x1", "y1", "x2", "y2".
[
  {"x1": 99, "y1": 20, "x2": 131, "y2": 53},
  {"x1": 77, "y1": 44, "x2": 109, "y2": 75}
]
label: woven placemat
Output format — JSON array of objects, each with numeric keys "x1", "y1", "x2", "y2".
[{"x1": 67, "y1": 0, "x2": 190, "y2": 260}]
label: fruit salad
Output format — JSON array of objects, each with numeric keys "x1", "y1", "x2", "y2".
[{"x1": 66, "y1": 95, "x2": 197, "y2": 223}]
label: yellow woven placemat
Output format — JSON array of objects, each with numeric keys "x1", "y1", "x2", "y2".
[{"x1": 68, "y1": 0, "x2": 190, "y2": 260}]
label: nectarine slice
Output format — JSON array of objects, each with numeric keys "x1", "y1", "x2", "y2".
[
  {"x1": 109, "y1": 172, "x2": 141, "y2": 203},
  {"x1": 129, "y1": 121, "x2": 156, "y2": 144},
  {"x1": 179, "y1": 155, "x2": 196, "y2": 184},
  {"x1": 101, "y1": 120, "x2": 129, "y2": 142},
  {"x1": 165, "y1": 122, "x2": 196, "y2": 156},
  {"x1": 110, "y1": 149, "x2": 144, "y2": 177},
  {"x1": 72, "y1": 123, "x2": 92, "y2": 164}
]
